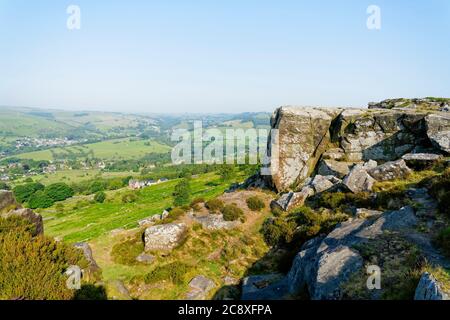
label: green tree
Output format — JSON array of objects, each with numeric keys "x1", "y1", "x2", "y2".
[
  {"x1": 13, "y1": 182, "x2": 45, "y2": 203},
  {"x1": 44, "y1": 183, "x2": 74, "y2": 202},
  {"x1": 28, "y1": 190, "x2": 54, "y2": 209},
  {"x1": 173, "y1": 179, "x2": 191, "y2": 206}
]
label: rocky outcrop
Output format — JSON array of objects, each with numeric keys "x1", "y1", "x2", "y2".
[
  {"x1": 144, "y1": 223, "x2": 187, "y2": 252},
  {"x1": 270, "y1": 187, "x2": 314, "y2": 212},
  {"x1": 0, "y1": 190, "x2": 18, "y2": 213},
  {"x1": 267, "y1": 107, "x2": 342, "y2": 191},
  {"x1": 138, "y1": 210, "x2": 170, "y2": 227},
  {"x1": 402, "y1": 153, "x2": 443, "y2": 169},
  {"x1": 2, "y1": 208, "x2": 44, "y2": 236},
  {"x1": 367, "y1": 159, "x2": 412, "y2": 181},
  {"x1": 74, "y1": 242, "x2": 100, "y2": 272},
  {"x1": 1, "y1": 190, "x2": 45, "y2": 235},
  {"x1": 267, "y1": 104, "x2": 447, "y2": 192},
  {"x1": 414, "y1": 272, "x2": 449, "y2": 300},
  {"x1": 425, "y1": 114, "x2": 450, "y2": 153},
  {"x1": 368, "y1": 97, "x2": 450, "y2": 112},
  {"x1": 285, "y1": 206, "x2": 418, "y2": 300},
  {"x1": 186, "y1": 275, "x2": 216, "y2": 300}
]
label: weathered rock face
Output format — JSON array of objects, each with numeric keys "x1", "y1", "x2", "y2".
[
  {"x1": 414, "y1": 272, "x2": 449, "y2": 300},
  {"x1": 267, "y1": 104, "x2": 447, "y2": 192},
  {"x1": 267, "y1": 107, "x2": 342, "y2": 191},
  {"x1": 144, "y1": 223, "x2": 187, "y2": 252},
  {"x1": 287, "y1": 206, "x2": 419, "y2": 300},
  {"x1": 318, "y1": 159, "x2": 352, "y2": 179},
  {"x1": 342, "y1": 164, "x2": 375, "y2": 193},
  {"x1": 367, "y1": 159, "x2": 412, "y2": 181},
  {"x1": 368, "y1": 97, "x2": 450, "y2": 112},
  {"x1": 270, "y1": 187, "x2": 315, "y2": 212},
  {"x1": 1, "y1": 208, "x2": 44, "y2": 236},
  {"x1": 0, "y1": 190, "x2": 18, "y2": 213},
  {"x1": 425, "y1": 114, "x2": 450, "y2": 153},
  {"x1": 73, "y1": 242, "x2": 100, "y2": 272},
  {"x1": 402, "y1": 153, "x2": 443, "y2": 169}
]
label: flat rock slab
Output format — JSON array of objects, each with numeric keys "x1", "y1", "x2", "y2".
[
  {"x1": 367, "y1": 159, "x2": 412, "y2": 181},
  {"x1": 186, "y1": 275, "x2": 216, "y2": 300},
  {"x1": 144, "y1": 223, "x2": 187, "y2": 252}
]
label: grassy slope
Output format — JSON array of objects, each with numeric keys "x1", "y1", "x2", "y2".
[
  {"x1": 39, "y1": 172, "x2": 238, "y2": 243},
  {"x1": 15, "y1": 138, "x2": 170, "y2": 161}
]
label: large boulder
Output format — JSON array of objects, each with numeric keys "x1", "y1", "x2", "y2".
[
  {"x1": 310, "y1": 175, "x2": 341, "y2": 194},
  {"x1": 414, "y1": 272, "x2": 449, "y2": 300},
  {"x1": 270, "y1": 187, "x2": 315, "y2": 212},
  {"x1": 342, "y1": 164, "x2": 375, "y2": 193},
  {"x1": 1, "y1": 208, "x2": 44, "y2": 236},
  {"x1": 287, "y1": 206, "x2": 418, "y2": 300},
  {"x1": 144, "y1": 223, "x2": 187, "y2": 252},
  {"x1": 317, "y1": 159, "x2": 352, "y2": 179},
  {"x1": 367, "y1": 159, "x2": 412, "y2": 182},
  {"x1": 267, "y1": 106, "x2": 342, "y2": 192},
  {"x1": 425, "y1": 114, "x2": 450, "y2": 153},
  {"x1": 74, "y1": 242, "x2": 100, "y2": 271},
  {"x1": 0, "y1": 190, "x2": 18, "y2": 213},
  {"x1": 402, "y1": 153, "x2": 443, "y2": 169}
]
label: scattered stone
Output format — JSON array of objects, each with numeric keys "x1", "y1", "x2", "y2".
[
  {"x1": 342, "y1": 164, "x2": 375, "y2": 193},
  {"x1": 270, "y1": 187, "x2": 315, "y2": 212},
  {"x1": 111, "y1": 280, "x2": 132, "y2": 300},
  {"x1": 135, "y1": 253, "x2": 155, "y2": 264},
  {"x1": 414, "y1": 272, "x2": 449, "y2": 300},
  {"x1": 223, "y1": 276, "x2": 239, "y2": 286},
  {"x1": 186, "y1": 275, "x2": 216, "y2": 300},
  {"x1": 161, "y1": 210, "x2": 170, "y2": 220},
  {"x1": 241, "y1": 274, "x2": 289, "y2": 300},
  {"x1": 1, "y1": 208, "x2": 44, "y2": 236},
  {"x1": 193, "y1": 214, "x2": 240, "y2": 231},
  {"x1": 318, "y1": 159, "x2": 352, "y2": 178},
  {"x1": 144, "y1": 223, "x2": 187, "y2": 252},
  {"x1": 362, "y1": 160, "x2": 378, "y2": 170},
  {"x1": 367, "y1": 159, "x2": 412, "y2": 181},
  {"x1": 73, "y1": 242, "x2": 101, "y2": 275},
  {"x1": 310, "y1": 175, "x2": 335, "y2": 193}
]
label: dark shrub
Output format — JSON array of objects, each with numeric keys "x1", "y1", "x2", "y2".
[
  {"x1": 74, "y1": 284, "x2": 108, "y2": 300},
  {"x1": 94, "y1": 191, "x2": 106, "y2": 203},
  {"x1": 13, "y1": 182, "x2": 44, "y2": 203},
  {"x1": 222, "y1": 204, "x2": 244, "y2": 221},
  {"x1": 173, "y1": 179, "x2": 191, "y2": 206},
  {"x1": 0, "y1": 182, "x2": 10, "y2": 190},
  {"x1": 246, "y1": 196, "x2": 265, "y2": 211},
  {"x1": 88, "y1": 180, "x2": 106, "y2": 194},
  {"x1": 144, "y1": 262, "x2": 191, "y2": 285},
  {"x1": 0, "y1": 216, "x2": 86, "y2": 300},
  {"x1": 122, "y1": 192, "x2": 138, "y2": 203},
  {"x1": 28, "y1": 190, "x2": 54, "y2": 209},
  {"x1": 261, "y1": 217, "x2": 296, "y2": 246},
  {"x1": 44, "y1": 183, "x2": 74, "y2": 202},
  {"x1": 205, "y1": 198, "x2": 224, "y2": 213},
  {"x1": 111, "y1": 236, "x2": 144, "y2": 266}
]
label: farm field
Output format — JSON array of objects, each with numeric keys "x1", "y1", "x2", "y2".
[{"x1": 15, "y1": 138, "x2": 171, "y2": 161}]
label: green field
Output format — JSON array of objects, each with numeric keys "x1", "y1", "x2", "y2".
[
  {"x1": 15, "y1": 138, "x2": 171, "y2": 161},
  {"x1": 39, "y1": 172, "x2": 241, "y2": 243}
]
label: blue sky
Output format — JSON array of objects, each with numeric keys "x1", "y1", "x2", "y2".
[{"x1": 0, "y1": 0, "x2": 449, "y2": 113}]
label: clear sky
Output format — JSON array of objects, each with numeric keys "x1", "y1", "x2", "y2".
[{"x1": 0, "y1": 0, "x2": 449, "y2": 113}]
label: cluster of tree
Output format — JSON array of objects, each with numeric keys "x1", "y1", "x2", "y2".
[
  {"x1": 13, "y1": 182, "x2": 74, "y2": 209},
  {"x1": 70, "y1": 176, "x2": 132, "y2": 196}
]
